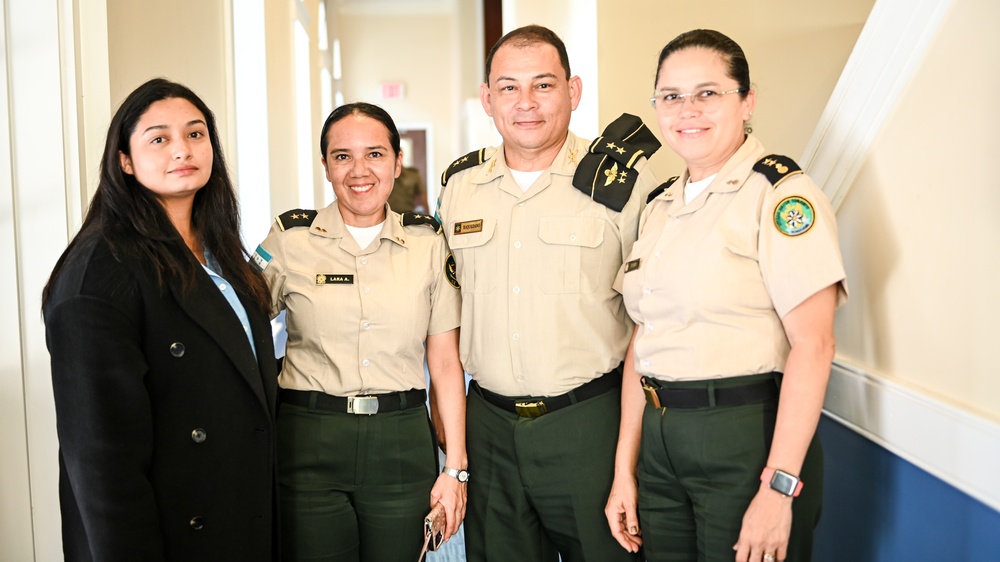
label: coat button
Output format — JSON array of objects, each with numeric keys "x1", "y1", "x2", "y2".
[
  {"x1": 169, "y1": 342, "x2": 185, "y2": 357},
  {"x1": 189, "y1": 516, "x2": 204, "y2": 530},
  {"x1": 191, "y1": 428, "x2": 207, "y2": 443}
]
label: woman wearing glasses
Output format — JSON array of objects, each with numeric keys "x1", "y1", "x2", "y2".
[{"x1": 604, "y1": 30, "x2": 848, "y2": 562}]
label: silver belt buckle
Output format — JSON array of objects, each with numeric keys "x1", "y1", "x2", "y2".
[{"x1": 347, "y1": 395, "x2": 379, "y2": 415}]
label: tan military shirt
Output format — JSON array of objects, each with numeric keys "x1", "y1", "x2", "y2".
[
  {"x1": 438, "y1": 132, "x2": 657, "y2": 396},
  {"x1": 621, "y1": 135, "x2": 848, "y2": 381},
  {"x1": 254, "y1": 202, "x2": 461, "y2": 395}
]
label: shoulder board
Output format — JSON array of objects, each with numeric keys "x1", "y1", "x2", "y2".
[
  {"x1": 441, "y1": 148, "x2": 488, "y2": 187},
  {"x1": 753, "y1": 155, "x2": 803, "y2": 189},
  {"x1": 401, "y1": 212, "x2": 442, "y2": 234},
  {"x1": 646, "y1": 177, "x2": 680, "y2": 204},
  {"x1": 275, "y1": 209, "x2": 318, "y2": 231},
  {"x1": 572, "y1": 113, "x2": 661, "y2": 212}
]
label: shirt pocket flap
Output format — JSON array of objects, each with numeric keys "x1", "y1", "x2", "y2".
[{"x1": 538, "y1": 217, "x2": 604, "y2": 248}]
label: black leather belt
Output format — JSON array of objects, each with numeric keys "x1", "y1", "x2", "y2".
[
  {"x1": 279, "y1": 388, "x2": 426, "y2": 415},
  {"x1": 641, "y1": 374, "x2": 779, "y2": 409},
  {"x1": 473, "y1": 366, "x2": 622, "y2": 418}
]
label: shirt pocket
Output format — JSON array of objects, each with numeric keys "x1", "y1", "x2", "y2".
[
  {"x1": 538, "y1": 216, "x2": 605, "y2": 294},
  {"x1": 447, "y1": 218, "x2": 498, "y2": 294}
]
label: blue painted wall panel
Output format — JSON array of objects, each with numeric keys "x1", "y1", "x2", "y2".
[{"x1": 814, "y1": 416, "x2": 1000, "y2": 561}]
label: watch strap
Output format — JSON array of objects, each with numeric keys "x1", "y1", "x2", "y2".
[{"x1": 442, "y1": 467, "x2": 469, "y2": 482}]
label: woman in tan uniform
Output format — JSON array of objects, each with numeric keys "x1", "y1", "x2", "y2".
[
  {"x1": 604, "y1": 30, "x2": 848, "y2": 562},
  {"x1": 253, "y1": 103, "x2": 467, "y2": 562}
]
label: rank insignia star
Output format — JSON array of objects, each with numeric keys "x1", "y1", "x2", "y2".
[
  {"x1": 761, "y1": 158, "x2": 791, "y2": 175},
  {"x1": 606, "y1": 142, "x2": 618, "y2": 151},
  {"x1": 616, "y1": 147, "x2": 626, "y2": 155},
  {"x1": 618, "y1": 171, "x2": 628, "y2": 184},
  {"x1": 455, "y1": 156, "x2": 469, "y2": 167}
]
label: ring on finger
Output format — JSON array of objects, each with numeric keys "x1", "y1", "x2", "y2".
[{"x1": 763, "y1": 554, "x2": 776, "y2": 562}]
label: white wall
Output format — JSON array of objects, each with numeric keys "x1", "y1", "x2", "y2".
[
  {"x1": 1, "y1": 1, "x2": 91, "y2": 558},
  {"x1": 334, "y1": 2, "x2": 465, "y2": 209},
  {"x1": 823, "y1": 0, "x2": 1000, "y2": 510},
  {"x1": 596, "y1": 0, "x2": 875, "y2": 181},
  {"x1": 834, "y1": 0, "x2": 1000, "y2": 421},
  {"x1": 107, "y1": 0, "x2": 232, "y2": 148},
  {"x1": 503, "y1": 0, "x2": 599, "y2": 139}
]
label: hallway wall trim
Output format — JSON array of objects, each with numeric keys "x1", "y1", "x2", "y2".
[
  {"x1": 801, "y1": 0, "x2": 954, "y2": 211},
  {"x1": 824, "y1": 361, "x2": 1000, "y2": 512}
]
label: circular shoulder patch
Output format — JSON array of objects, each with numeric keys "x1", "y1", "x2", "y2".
[
  {"x1": 773, "y1": 196, "x2": 815, "y2": 236},
  {"x1": 445, "y1": 253, "x2": 460, "y2": 289}
]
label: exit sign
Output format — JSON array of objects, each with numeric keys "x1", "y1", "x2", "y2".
[{"x1": 381, "y1": 82, "x2": 405, "y2": 100}]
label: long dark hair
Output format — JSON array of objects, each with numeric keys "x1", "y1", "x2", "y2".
[{"x1": 42, "y1": 78, "x2": 270, "y2": 312}]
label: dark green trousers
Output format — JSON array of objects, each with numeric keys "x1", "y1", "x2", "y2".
[
  {"x1": 464, "y1": 383, "x2": 638, "y2": 562},
  {"x1": 637, "y1": 374, "x2": 823, "y2": 562},
  {"x1": 277, "y1": 401, "x2": 436, "y2": 562}
]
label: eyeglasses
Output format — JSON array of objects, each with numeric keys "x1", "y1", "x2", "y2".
[{"x1": 649, "y1": 88, "x2": 748, "y2": 113}]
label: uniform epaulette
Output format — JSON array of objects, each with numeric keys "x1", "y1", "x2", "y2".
[
  {"x1": 573, "y1": 113, "x2": 661, "y2": 212},
  {"x1": 401, "y1": 212, "x2": 442, "y2": 234},
  {"x1": 753, "y1": 155, "x2": 803, "y2": 189},
  {"x1": 646, "y1": 177, "x2": 680, "y2": 204},
  {"x1": 441, "y1": 148, "x2": 489, "y2": 187},
  {"x1": 275, "y1": 209, "x2": 317, "y2": 231}
]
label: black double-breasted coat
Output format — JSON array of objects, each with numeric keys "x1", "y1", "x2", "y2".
[{"x1": 44, "y1": 232, "x2": 278, "y2": 562}]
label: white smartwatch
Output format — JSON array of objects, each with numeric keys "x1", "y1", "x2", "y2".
[{"x1": 442, "y1": 467, "x2": 470, "y2": 483}]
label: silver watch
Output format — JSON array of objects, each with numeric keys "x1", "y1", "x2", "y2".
[{"x1": 442, "y1": 467, "x2": 469, "y2": 483}]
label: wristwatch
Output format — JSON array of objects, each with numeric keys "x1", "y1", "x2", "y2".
[
  {"x1": 760, "y1": 466, "x2": 803, "y2": 497},
  {"x1": 442, "y1": 467, "x2": 470, "y2": 483}
]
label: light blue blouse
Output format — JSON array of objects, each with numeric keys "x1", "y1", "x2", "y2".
[{"x1": 203, "y1": 251, "x2": 257, "y2": 356}]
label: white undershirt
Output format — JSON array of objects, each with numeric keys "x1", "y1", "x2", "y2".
[
  {"x1": 346, "y1": 222, "x2": 384, "y2": 250},
  {"x1": 684, "y1": 174, "x2": 717, "y2": 205},
  {"x1": 509, "y1": 169, "x2": 544, "y2": 193}
]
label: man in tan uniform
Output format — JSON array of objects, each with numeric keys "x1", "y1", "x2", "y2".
[
  {"x1": 387, "y1": 166, "x2": 428, "y2": 213},
  {"x1": 436, "y1": 25, "x2": 657, "y2": 562}
]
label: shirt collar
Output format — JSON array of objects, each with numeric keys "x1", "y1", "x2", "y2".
[
  {"x1": 309, "y1": 202, "x2": 408, "y2": 247},
  {"x1": 470, "y1": 131, "x2": 587, "y2": 187}
]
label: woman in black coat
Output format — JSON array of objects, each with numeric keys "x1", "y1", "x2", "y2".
[{"x1": 42, "y1": 78, "x2": 278, "y2": 562}]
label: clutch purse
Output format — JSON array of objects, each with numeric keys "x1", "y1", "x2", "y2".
[{"x1": 418, "y1": 502, "x2": 446, "y2": 560}]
